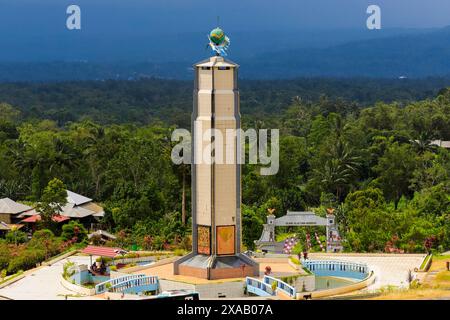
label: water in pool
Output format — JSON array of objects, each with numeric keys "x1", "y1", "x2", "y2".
[{"x1": 315, "y1": 276, "x2": 357, "y2": 290}]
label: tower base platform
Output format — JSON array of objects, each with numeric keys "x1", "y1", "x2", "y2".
[{"x1": 174, "y1": 253, "x2": 259, "y2": 280}]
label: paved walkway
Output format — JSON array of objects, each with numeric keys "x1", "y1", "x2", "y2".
[
  {"x1": 137, "y1": 259, "x2": 301, "y2": 285},
  {"x1": 0, "y1": 253, "x2": 427, "y2": 299},
  {"x1": 309, "y1": 253, "x2": 426, "y2": 290},
  {"x1": 0, "y1": 255, "x2": 100, "y2": 300}
]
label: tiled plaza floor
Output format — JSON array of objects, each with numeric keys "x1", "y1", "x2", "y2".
[
  {"x1": 309, "y1": 253, "x2": 426, "y2": 289},
  {"x1": 0, "y1": 255, "x2": 101, "y2": 300}
]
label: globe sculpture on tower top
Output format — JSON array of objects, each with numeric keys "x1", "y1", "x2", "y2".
[{"x1": 207, "y1": 27, "x2": 230, "y2": 56}]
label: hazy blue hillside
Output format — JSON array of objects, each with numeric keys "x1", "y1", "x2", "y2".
[
  {"x1": 0, "y1": 28, "x2": 427, "y2": 63},
  {"x1": 246, "y1": 26, "x2": 450, "y2": 78},
  {"x1": 0, "y1": 27, "x2": 449, "y2": 81}
]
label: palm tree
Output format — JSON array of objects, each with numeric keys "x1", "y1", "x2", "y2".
[
  {"x1": 79, "y1": 122, "x2": 109, "y2": 198},
  {"x1": 51, "y1": 137, "x2": 79, "y2": 175},
  {"x1": 176, "y1": 164, "x2": 190, "y2": 226},
  {"x1": 313, "y1": 140, "x2": 361, "y2": 201},
  {"x1": 411, "y1": 131, "x2": 438, "y2": 154}
]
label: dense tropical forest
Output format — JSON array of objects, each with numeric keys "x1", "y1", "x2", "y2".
[
  {"x1": 0, "y1": 78, "x2": 449, "y2": 256},
  {"x1": 1, "y1": 77, "x2": 450, "y2": 126}
]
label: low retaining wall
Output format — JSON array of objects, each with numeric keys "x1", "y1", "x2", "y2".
[
  {"x1": 42, "y1": 250, "x2": 78, "y2": 266},
  {"x1": 288, "y1": 258, "x2": 301, "y2": 271},
  {"x1": 291, "y1": 275, "x2": 315, "y2": 292},
  {"x1": 254, "y1": 254, "x2": 289, "y2": 259},
  {"x1": 196, "y1": 281, "x2": 245, "y2": 299},
  {"x1": 0, "y1": 274, "x2": 26, "y2": 289},
  {"x1": 60, "y1": 275, "x2": 95, "y2": 296},
  {"x1": 159, "y1": 279, "x2": 245, "y2": 299},
  {"x1": 112, "y1": 256, "x2": 156, "y2": 265},
  {"x1": 296, "y1": 271, "x2": 376, "y2": 299},
  {"x1": 104, "y1": 292, "x2": 143, "y2": 300},
  {"x1": 122, "y1": 256, "x2": 178, "y2": 273},
  {"x1": 417, "y1": 254, "x2": 432, "y2": 272},
  {"x1": 159, "y1": 279, "x2": 195, "y2": 292},
  {"x1": 309, "y1": 253, "x2": 426, "y2": 258}
]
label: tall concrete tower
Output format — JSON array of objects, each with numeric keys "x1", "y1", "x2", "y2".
[{"x1": 173, "y1": 55, "x2": 259, "y2": 280}]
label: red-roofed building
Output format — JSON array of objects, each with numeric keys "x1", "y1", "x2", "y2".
[
  {"x1": 81, "y1": 245, "x2": 127, "y2": 274},
  {"x1": 81, "y1": 245, "x2": 126, "y2": 258},
  {"x1": 21, "y1": 214, "x2": 70, "y2": 223},
  {"x1": 17, "y1": 190, "x2": 105, "y2": 229},
  {"x1": 20, "y1": 214, "x2": 70, "y2": 232}
]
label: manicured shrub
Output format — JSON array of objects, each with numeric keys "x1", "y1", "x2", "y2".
[
  {"x1": 7, "y1": 249, "x2": 46, "y2": 274},
  {"x1": 174, "y1": 249, "x2": 186, "y2": 256},
  {"x1": 32, "y1": 229, "x2": 55, "y2": 240},
  {"x1": 5, "y1": 230, "x2": 27, "y2": 245},
  {"x1": 0, "y1": 243, "x2": 11, "y2": 270},
  {"x1": 61, "y1": 221, "x2": 87, "y2": 243},
  {"x1": 96, "y1": 257, "x2": 112, "y2": 263},
  {"x1": 62, "y1": 261, "x2": 76, "y2": 279},
  {"x1": 289, "y1": 256, "x2": 301, "y2": 265}
]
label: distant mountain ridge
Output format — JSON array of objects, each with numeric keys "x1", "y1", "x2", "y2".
[
  {"x1": 245, "y1": 26, "x2": 450, "y2": 79},
  {"x1": 0, "y1": 27, "x2": 449, "y2": 81}
]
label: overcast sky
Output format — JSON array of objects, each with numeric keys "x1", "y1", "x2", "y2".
[{"x1": 0, "y1": 0, "x2": 449, "y2": 36}]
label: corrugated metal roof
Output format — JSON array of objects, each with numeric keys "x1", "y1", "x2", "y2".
[
  {"x1": 0, "y1": 198, "x2": 32, "y2": 214},
  {"x1": 60, "y1": 203, "x2": 94, "y2": 218},
  {"x1": 80, "y1": 202, "x2": 104, "y2": 217},
  {"x1": 440, "y1": 141, "x2": 450, "y2": 149},
  {"x1": 12, "y1": 191, "x2": 104, "y2": 220},
  {"x1": 88, "y1": 230, "x2": 117, "y2": 240},
  {"x1": 67, "y1": 190, "x2": 92, "y2": 206}
]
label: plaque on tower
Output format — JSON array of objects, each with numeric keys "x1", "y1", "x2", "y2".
[{"x1": 217, "y1": 226, "x2": 235, "y2": 255}]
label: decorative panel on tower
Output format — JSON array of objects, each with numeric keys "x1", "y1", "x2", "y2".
[
  {"x1": 216, "y1": 225, "x2": 235, "y2": 255},
  {"x1": 197, "y1": 225, "x2": 211, "y2": 255}
]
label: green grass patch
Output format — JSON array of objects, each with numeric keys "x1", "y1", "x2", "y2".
[
  {"x1": 82, "y1": 283, "x2": 96, "y2": 289},
  {"x1": 435, "y1": 271, "x2": 450, "y2": 282},
  {"x1": 430, "y1": 254, "x2": 450, "y2": 261},
  {"x1": 279, "y1": 274, "x2": 302, "y2": 285},
  {"x1": 302, "y1": 267, "x2": 313, "y2": 275}
]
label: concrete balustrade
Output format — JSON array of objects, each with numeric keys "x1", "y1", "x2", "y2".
[
  {"x1": 245, "y1": 275, "x2": 296, "y2": 298},
  {"x1": 263, "y1": 275, "x2": 296, "y2": 298},
  {"x1": 302, "y1": 260, "x2": 370, "y2": 280},
  {"x1": 95, "y1": 274, "x2": 146, "y2": 294},
  {"x1": 245, "y1": 277, "x2": 275, "y2": 297},
  {"x1": 108, "y1": 276, "x2": 159, "y2": 294}
]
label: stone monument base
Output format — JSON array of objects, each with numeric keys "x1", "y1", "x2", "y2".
[{"x1": 174, "y1": 253, "x2": 259, "y2": 280}]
